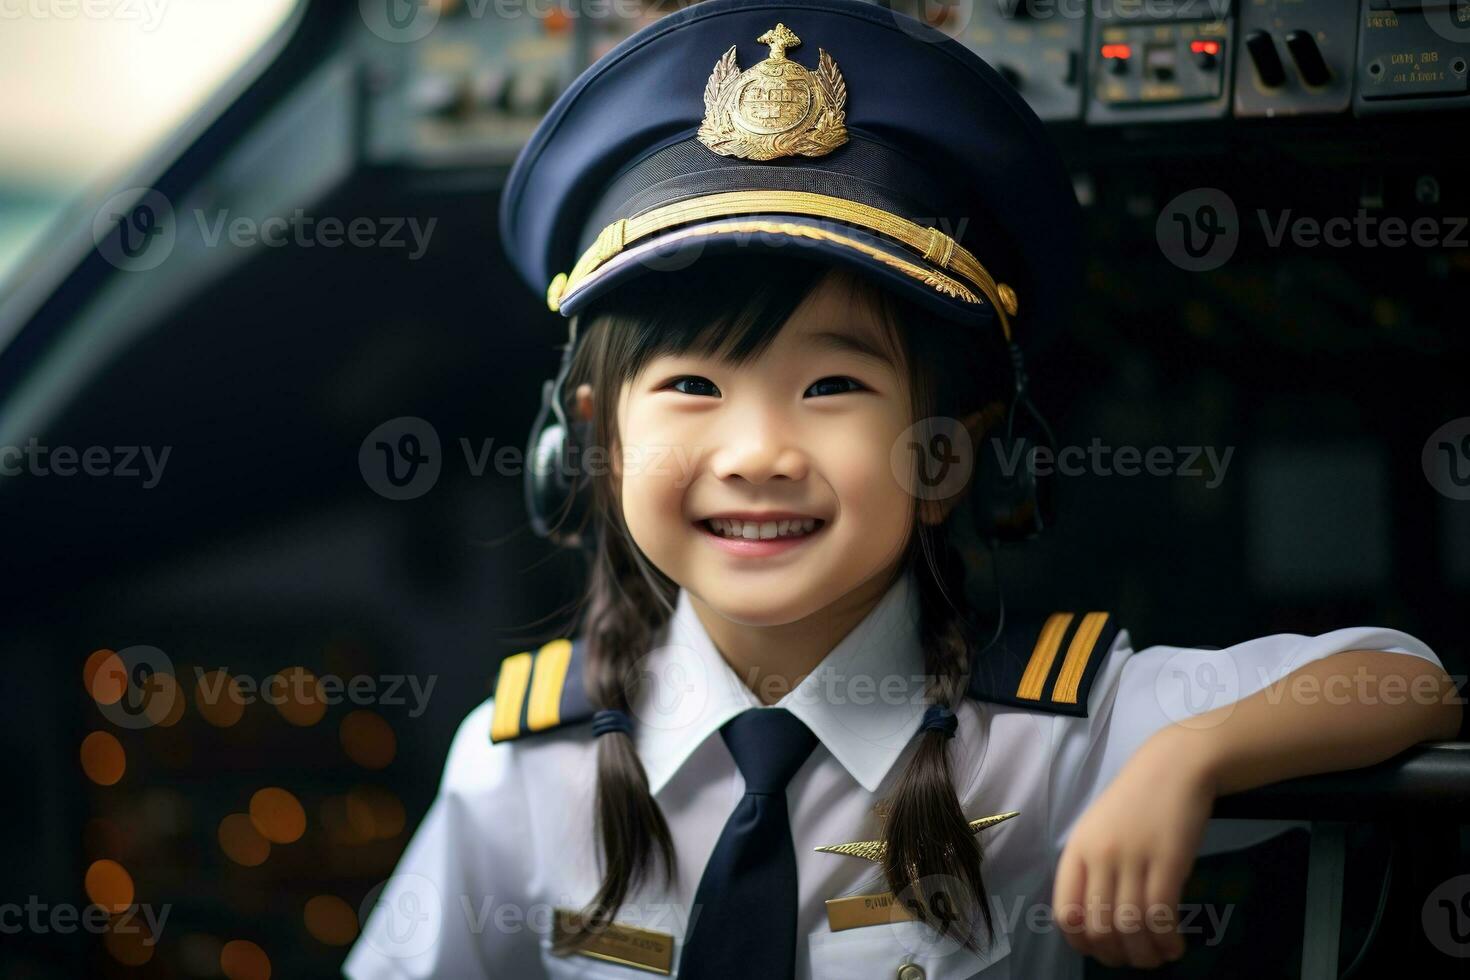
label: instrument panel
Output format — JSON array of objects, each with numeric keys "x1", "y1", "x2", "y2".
[{"x1": 359, "y1": 0, "x2": 1470, "y2": 166}]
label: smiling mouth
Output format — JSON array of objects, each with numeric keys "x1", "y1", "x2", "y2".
[{"x1": 699, "y1": 517, "x2": 826, "y2": 540}]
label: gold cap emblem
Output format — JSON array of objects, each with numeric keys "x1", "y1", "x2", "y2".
[{"x1": 697, "y1": 23, "x2": 848, "y2": 162}]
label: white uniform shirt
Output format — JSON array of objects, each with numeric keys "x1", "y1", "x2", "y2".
[{"x1": 344, "y1": 572, "x2": 1445, "y2": 980}]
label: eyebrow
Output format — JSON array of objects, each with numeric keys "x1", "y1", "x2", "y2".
[{"x1": 804, "y1": 328, "x2": 896, "y2": 366}]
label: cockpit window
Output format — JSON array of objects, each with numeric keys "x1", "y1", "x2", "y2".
[{"x1": 0, "y1": 0, "x2": 302, "y2": 289}]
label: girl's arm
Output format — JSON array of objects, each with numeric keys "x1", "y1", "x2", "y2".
[
  {"x1": 1170, "y1": 649, "x2": 1460, "y2": 794},
  {"x1": 1052, "y1": 649, "x2": 1462, "y2": 970}
]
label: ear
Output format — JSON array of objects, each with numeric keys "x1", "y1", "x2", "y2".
[
  {"x1": 917, "y1": 408, "x2": 987, "y2": 527},
  {"x1": 574, "y1": 383, "x2": 594, "y2": 422},
  {"x1": 576, "y1": 382, "x2": 621, "y2": 483}
]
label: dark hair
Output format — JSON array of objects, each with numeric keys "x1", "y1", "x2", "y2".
[{"x1": 545, "y1": 252, "x2": 1008, "y2": 956}]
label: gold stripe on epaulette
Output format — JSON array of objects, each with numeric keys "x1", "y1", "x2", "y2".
[
  {"x1": 1052, "y1": 612, "x2": 1109, "y2": 705},
  {"x1": 1016, "y1": 612, "x2": 1073, "y2": 701},
  {"x1": 490, "y1": 652, "x2": 534, "y2": 742},
  {"x1": 526, "y1": 638, "x2": 573, "y2": 732}
]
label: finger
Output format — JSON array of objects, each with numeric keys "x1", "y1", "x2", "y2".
[
  {"x1": 1116, "y1": 860, "x2": 1162, "y2": 969},
  {"x1": 1053, "y1": 849, "x2": 1088, "y2": 941},
  {"x1": 1059, "y1": 857, "x2": 1095, "y2": 957},
  {"x1": 1083, "y1": 859, "x2": 1124, "y2": 969},
  {"x1": 1145, "y1": 853, "x2": 1188, "y2": 962}
]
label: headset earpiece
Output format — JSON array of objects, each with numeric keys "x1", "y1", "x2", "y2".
[{"x1": 524, "y1": 325, "x2": 591, "y2": 547}]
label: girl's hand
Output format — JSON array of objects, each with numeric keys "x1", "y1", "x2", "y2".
[{"x1": 1051, "y1": 732, "x2": 1215, "y2": 968}]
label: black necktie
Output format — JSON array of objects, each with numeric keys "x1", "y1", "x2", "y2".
[{"x1": 678, "y1": 707, "x2": 819, "y2": 980}]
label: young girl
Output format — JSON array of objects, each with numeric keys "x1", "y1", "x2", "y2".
[{"x1": 346, "y1": 2, "x2": 1461, "y2": 978}]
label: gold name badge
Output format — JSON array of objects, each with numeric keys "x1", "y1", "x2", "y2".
[
  {"x1": 824, "y1": 892, "x2": 917, "y2": 933},
  {"x1": 551, "y1": 909, "x2": 675, "y2": 975}
]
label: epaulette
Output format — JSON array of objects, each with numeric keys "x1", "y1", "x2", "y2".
[
  {"x1": 489, "y1": 636, "x2": 594, "y2": 742},
  {"x1": 967, "y1": 612, "x2": 1122, "y2": 717}
]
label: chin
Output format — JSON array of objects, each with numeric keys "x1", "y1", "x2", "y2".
[
  {"x1": 694, "y1": 569, "x2": 856, "y2": 629},
  {"x1": 687, "y1": 574, "x2": 819, "y2": 627}
]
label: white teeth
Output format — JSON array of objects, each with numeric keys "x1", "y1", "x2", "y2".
[{"x1": 707, "y1": 518, "x2": 821, "y2": 539}]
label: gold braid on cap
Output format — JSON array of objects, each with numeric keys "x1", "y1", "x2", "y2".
[{"x1": 545, "y1": 189, "x2": 1018, "y2": 340}]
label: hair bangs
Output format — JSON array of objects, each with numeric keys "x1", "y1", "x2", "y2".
[{"x1": 576, "y1": 253, "x2": 843, "y2": 385}]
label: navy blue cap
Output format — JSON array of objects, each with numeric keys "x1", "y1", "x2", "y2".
[{"x1": 498, "y1": 0, "x2": 1081, "y2": 346}]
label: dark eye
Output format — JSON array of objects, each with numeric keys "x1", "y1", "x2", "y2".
[
  {"x1": 668, "y1": 376, "x2": 721, "y2": 397},
  {"x1": 805, "y1": 376, "x2": 865, "y2": 397}
]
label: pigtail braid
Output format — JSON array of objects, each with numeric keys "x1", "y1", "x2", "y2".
[
  {"x1": 552, "y1": 538, "x2": 681, "y2": 955},
  {"x1": 550, "y1": 321, "x2": 681, "y2": 957},
  {"x1": 879, "y1": 528, "x2": 996, "y2": 955}
]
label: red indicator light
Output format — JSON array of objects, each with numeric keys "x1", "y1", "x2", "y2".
[
  {"x1": 1190, "y1": 40, "x2": 1221, "y2": 56},
  {"x1": 1101, "y1": 43, "x2": 1133, "y2": 60}
]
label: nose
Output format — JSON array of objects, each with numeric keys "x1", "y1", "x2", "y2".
[{"x1": 708, "y1": 403, "x2": 808, "y2": 485}]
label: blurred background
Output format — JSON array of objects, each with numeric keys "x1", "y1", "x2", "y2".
[{"x1": 1, "y1": 0, "x2": 1467, "y2": 977}]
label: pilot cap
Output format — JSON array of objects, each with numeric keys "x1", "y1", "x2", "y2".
[{"x1": 498, "y1": 0, "x2": 1081, "y2": 347}]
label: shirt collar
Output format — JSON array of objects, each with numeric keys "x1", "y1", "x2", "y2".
[{"x1": 634, "y1": 571, "x2": 928, "y2": 796}]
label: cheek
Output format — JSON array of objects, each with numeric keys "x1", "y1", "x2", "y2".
[
  {"x1": 814, "y1": 415, "x2": 912, "y2": 539},
  {"x1": 616, "y1": 406, "x2": 695, "y2": 553}
]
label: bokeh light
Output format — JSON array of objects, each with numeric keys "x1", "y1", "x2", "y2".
[
  {"x1": 344, "y1": 792, "x2": 378, "y2": 842},
  {"x1": 80, "y1": 730, "x2": 126, "y2": 786},
  {"x1": 349, "y1": 785, "x2": 406, "y2": 839},
  {"x1": 303, "y1": 894, "x2": 358, "y2": 946},
  {"x1": 84, "y1": 859, "x2": 134, "y2": 913},
  {"x1": 339, "y1": 710, "x2": 395, "y2": 769},
  {"x1": 273, "y1": 666, "x2": 326, "y2": 726},
  {"x1": 320, "y1": 795, "x2": 366, "y2": 846},
  {"x1": 220, "y1": 938, "x2": 271, "y2": 980},
  {"x1": 84, "y1": 648, "x2": 125, "y2": 705},
  {"x1": 218, "y1": 813, "x2": 270, "y2": 867},
  {"x1": 105, "y1": 918, "x2": 155, "y2": 966},
  {"x1": 143, "y1": 671, "x2": 185, "y2": 727},
  {"x1": 248, "y1": 787, "x2": 305, "y2": 845},
  {"x1": 195, "y1": 669, "x2": 246, "y2": 728}
]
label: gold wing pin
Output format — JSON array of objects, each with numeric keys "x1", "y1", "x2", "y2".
[
  {"x1": 814, "y1": 811, "x2": 1021, "y2": 864},
  {"x1": 696, "y1": 22, "x2": 848, "y2": 162}
]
